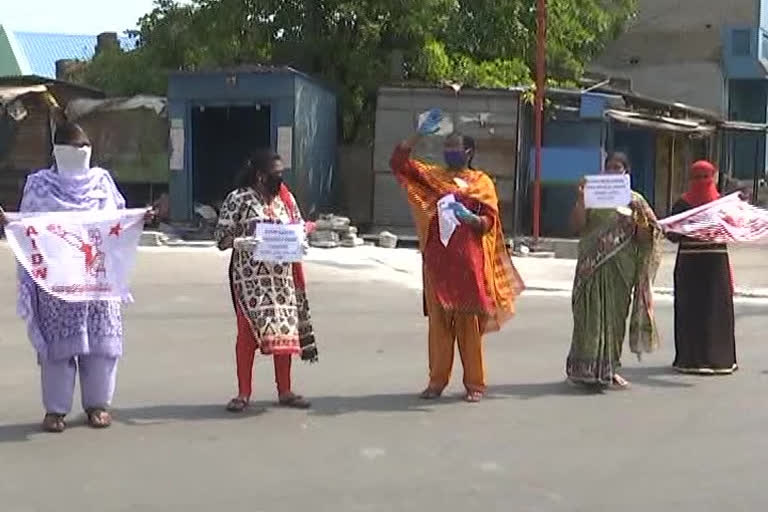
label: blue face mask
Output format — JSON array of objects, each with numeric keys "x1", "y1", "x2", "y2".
[{"x1": 444, "y1": 150, "x2": 467, "y2": 169}]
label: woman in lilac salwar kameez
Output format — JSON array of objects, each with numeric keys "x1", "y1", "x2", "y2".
[{"x1": 12, "y1": 122, "x2": 132, "y2": 432}]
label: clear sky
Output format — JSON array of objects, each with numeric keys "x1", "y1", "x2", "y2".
[{"x1": 3, "y1": 1, "x2": 186, "y2": 35}]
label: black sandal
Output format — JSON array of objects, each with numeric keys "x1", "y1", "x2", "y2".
[
  {"x1": 86, "y1": 408, "x2": 112, "y2": 429},
  {"x1": 42, "y1": 413, "x2": 66, "y2": 433},
  {"x1": 226, "y1": 397, "x2": 249, "y2": 413},
  {"x1": 278, "y1": 393, "x2": 311, "y2": 409},
  {"x1": 419, "y1": 388, "x2": 443, "y2": 400}
]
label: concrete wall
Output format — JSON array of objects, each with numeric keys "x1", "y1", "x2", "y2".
[
  {"x1": 337, "y1": 144, "x2": 374, "y2": 225},
  {"x1": 591, "y1": 0, "x2": 758, "y2": 113},
  {"x1": 372, "y1": 86, "x2": 520, "y2": 234}
]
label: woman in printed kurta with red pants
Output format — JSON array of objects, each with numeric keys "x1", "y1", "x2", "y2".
[{"x1": 215, "y1": 150, "x2": 318, "y2": 412}]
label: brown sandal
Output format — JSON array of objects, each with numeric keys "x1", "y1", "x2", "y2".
[
  {"x1": 278, "y1": 393, "x2": 311, "y2": 409},
  {"x1": 226, "y1": 397, "x2": 249, "y2": 413},
  {"x1": 86, "y1": 408, "x2": 112, "y2": 429},
  {"x1": 42, "y1": 413, "x2": 66, "y2": 433},
  {"x1": 419, "y1": 388, "x2": 443, "y2": 400}
]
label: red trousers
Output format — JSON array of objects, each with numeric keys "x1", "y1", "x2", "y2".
[{"x1": 235, "y1": 305, "x2": 292, "y2": 398}]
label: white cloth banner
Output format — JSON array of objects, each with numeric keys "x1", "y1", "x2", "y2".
[
  {"x1": 659, "y1": 193, "x2": 768, "y2": 243},
  {"x1": 5, "y1": 209, "x2": 145, "y2": 301}
]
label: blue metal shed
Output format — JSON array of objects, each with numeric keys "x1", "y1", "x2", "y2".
[{"x1": 167, "y1": 66, "x2": 337, "y2": 221}]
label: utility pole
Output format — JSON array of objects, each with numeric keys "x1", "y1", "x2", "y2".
[{"x1": 532, "y1": 0, "x2": 547, "y2": 245}]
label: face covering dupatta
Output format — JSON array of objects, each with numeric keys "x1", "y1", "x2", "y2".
[
  {"x1": 53, "y1": 145, "x2": 92, "y2": 178},
  {"x1": 682, "y1": 160, "x2": 719, "y2": 207}
]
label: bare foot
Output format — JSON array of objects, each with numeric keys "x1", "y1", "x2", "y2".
[
  {"x1": 464, "y1": 390, "x2": 484, "y2": 403},
  {"x1": 612, "y1": 374, "x2": 631, "y2": 389}
]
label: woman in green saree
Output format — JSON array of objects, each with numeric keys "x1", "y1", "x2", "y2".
[{"x1": 566, "y1": 152, "x2": 663, "y2": 389}]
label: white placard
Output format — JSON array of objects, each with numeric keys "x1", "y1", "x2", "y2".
[
  {"x1": 277, "y1": 126, "x2": 293, "y2": 166},
  {"x1": 169, "y1": 120, "x2": 184, "y2": 171},
  {"x1": 252, "y1": 223, "x2": 304, "y2": 263},
  {"x1": 583, "y1": 174, "x2": 631, "y2": 209}
]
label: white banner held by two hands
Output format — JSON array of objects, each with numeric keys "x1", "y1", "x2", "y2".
[
  {"x1": 659, "y1": 193, "x2": 768, "y2": 243},
  {"x1": 5, "y1": 209, "x2": 146, "y2": 302}
]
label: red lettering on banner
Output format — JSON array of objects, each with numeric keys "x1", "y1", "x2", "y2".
[
  {"x1": 30, "y1": 239, "x2": 38, "y2": 251},
  {"x1": 32, "y1": 267, "x2": 48, "y2": 280},
  {"x1": 26, "y1": 226, "x2": 38, "y2": 237},
  {"x1": 31, "y1": 253, "x2": 43, "y2": 265}
]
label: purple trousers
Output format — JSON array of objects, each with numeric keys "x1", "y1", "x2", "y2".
[{"x1": 40, "y1": 355, "x2": 118, "y2": 415}]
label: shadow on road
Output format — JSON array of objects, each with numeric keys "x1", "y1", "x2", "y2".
[
  {"x1": 620, "y1": 366, "x2": 695, "y2": 388},
  {"x1": 112, "y1": 403, "x2": 268, "y2": 426},
  {"x1": 0, "y1": 422, "x2": 43, "y2": 443},
  {"x1": 0, "y1": 405, "x2": 270, "y2": 442},
  {"x1": 0, "y1": 370, "x2": 695, "y2": 440},
  {"x1": 305, "y1": 382, "x2": 599, "y2": 417}
]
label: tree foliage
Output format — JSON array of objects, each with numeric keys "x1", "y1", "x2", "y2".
[{"x1": 75, "y1": 0, "x2": 636, "y2": 142}]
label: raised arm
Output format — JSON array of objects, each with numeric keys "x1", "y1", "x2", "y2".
[{"x1": 390, "y1": 134, "x2": 425, "y2": 183}]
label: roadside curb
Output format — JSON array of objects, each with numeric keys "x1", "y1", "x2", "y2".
[
  {"x1": 135, "y1": 235, "x2": 768, "y2": 300},
  {"x1": 523, "y1": 283, "x2": 768, "y2": 299}
]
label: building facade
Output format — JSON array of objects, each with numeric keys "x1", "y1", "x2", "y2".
[{"x1": 591, "y1": 0, "x2": 768, "y2": 185}]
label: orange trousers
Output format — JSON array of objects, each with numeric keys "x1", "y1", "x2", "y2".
[
  {"x1": 235, "y1": 304, "x2": 291, "y2": 399},
  {"x1": 424, "y1": 282, "x2": 486, "y2": 393}
]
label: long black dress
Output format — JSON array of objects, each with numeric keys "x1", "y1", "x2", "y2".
[{"x1": 668, "y1": 199, "x2": 737, "y2": 374}]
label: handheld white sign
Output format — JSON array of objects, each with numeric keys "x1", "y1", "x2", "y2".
[
  {"x1": 583, "y1": 174, "x2": 631, "y2": 209},
  {"x1": 252, "y1": 223, "x2": 305, "y2": 263}
]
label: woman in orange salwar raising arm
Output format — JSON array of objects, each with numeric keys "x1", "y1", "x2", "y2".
[{"x1": 390, "y1": 109, "x2": 524, "y2": 402}]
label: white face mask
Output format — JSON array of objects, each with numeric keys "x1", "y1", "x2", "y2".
[{"x1": 53, "y1": 145, "x2": 92, "y2": 176}]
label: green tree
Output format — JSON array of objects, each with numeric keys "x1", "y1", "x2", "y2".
[{"x1": 74, "y1": 0, "x2": 636, "y2": 142}]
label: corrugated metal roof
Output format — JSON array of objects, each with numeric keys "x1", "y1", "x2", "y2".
[
  {"x1": 0, "y1": 84, "x2": 47, "y2": 102},
  {"x1": 11, "y1": 31, "x2": 136, "y2": 79}
]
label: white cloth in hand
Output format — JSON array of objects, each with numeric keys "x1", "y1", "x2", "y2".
[
  {"x1": 437, "y1": 194, "x2": 460, "y2": 247},
  {"x1": 233, "y1": 236, "x2": 262, "y2": 251}
]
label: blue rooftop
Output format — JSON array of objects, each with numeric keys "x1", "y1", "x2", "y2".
[{"x1": 12, "y1": 31, "x2": 136, "y2": 79}]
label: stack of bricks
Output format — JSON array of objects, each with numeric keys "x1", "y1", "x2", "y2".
[{"x1": 308, "y1": 214, "x2": 364, "y2": 248}]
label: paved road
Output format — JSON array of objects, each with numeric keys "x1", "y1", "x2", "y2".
[{"x1": 1, "y1": 247, "x2": 766, "y2": 511}]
